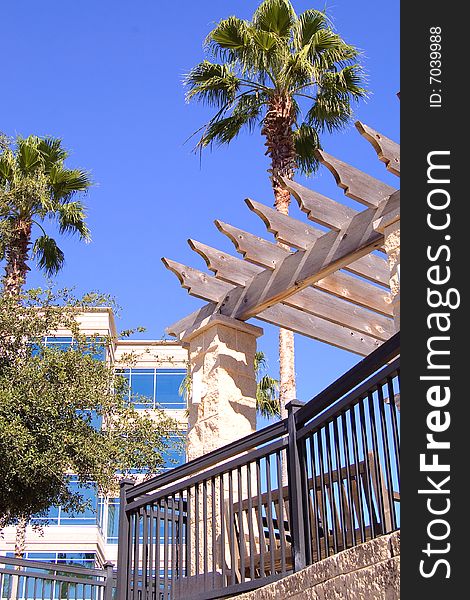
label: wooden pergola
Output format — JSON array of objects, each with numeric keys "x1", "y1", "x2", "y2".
[{"x1": 162, "y1": 121, "x2": 400, "y2": 357}]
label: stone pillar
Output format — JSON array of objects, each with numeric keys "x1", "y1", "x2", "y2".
[
  {"x1": 181, "y1": 314, "x2": 263, "y2": 461},
  {"x1": 374, "y1": 210, "x2": 400, "y2": 331}
]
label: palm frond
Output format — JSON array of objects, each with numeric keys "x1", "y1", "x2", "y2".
[
  {"x1": 254, "y1": 350, "x2": 280, "y2": 419},
  {"x1": 184, "y1": 61, "x2": 240, "y2": 107},
  {"x1": 37, "y1": 137, "x2": 68, "y2": 170},
  {"x1": 48, "y1": 166, "x2": 91, "y2": 202},
  {"x1": 293, "y1": 9, "x2": 328, "y2": 49},
  {"x1": 0, "y1": 150, "x2": 16, "y2": 185},
  {"x1": 206, "y1": 16, "x2": 251, "y2": 62},
  {"x1": 16, "y1": 137, "x2": 42, "y2": 175},
  {"x1": 196, "y1": 93, "x2": 263, "y2": 149},
  {"x1": 256, "y1": 375, "x2": 280, "y2": 418},
  {"x1": 32, "y1": 234, "x2": 65, "y2": 276},
  {"x1": 252, "y1": 0, "x2": 296, "y2": 39},
  {"x1": 293, "y1": 123, "x2": 321, "y2": 175},
  {"x1": 55, "y1": 201, "x2": 91, "y2": 242}
]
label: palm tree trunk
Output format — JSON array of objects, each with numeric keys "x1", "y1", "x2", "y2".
[
  {"x1": 261, "y1": 95, "x2": 297, "y2": 420},
  {"x1": 4, "y1": 222, "x2": 32, "y2": 553},
  {"x1": 14, "y1": 516, "x2": 28, "y2": 558},
  {"x1": 3, "y1": 220, "x2": 31, "y2": 297}
]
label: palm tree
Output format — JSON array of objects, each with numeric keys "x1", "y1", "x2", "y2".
[
  {"x1": 0, "y1": 135, "x2": 91, "y2": 556},
  {"x1": 185, "y1": 0, "x2": 366, "y2": 417},
  {"x1": 0, "y1": 135, "x2": 91, "y2": 296},
  {"x1": 254, "y1": 351, "x2": 280, "y2": 419}
]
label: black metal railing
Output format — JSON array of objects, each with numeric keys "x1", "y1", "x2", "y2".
[
  {"x1": 0, "y1": 557, "x2": 115, "y2": 600},
  {"x1": 117, "y1": 333, "x2": 400, "y2": 600}
]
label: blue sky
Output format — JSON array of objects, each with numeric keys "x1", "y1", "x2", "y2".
[{"x1": 2, "y1": 0, "x2": 399, "y2": 406}]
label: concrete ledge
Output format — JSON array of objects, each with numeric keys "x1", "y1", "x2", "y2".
[{"x1": 233, "y1": 531, "x2": 400, "y2": 600}]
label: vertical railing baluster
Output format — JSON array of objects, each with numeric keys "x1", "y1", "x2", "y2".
[
  {"x1": 171, "y1": 494, "x2": 177, "y2": 600},
  {"x1": 163, "y1": 497, "x2": 169, "y2": 600},
  {"x1": 255, "y1": 459, "x2": 265, "y2": 579},
  {"x1": 275, "y1": 450, "x2": 287, "y2": 574},
  {"x1": 286, "y1": 400, "x2": 307, "y2": 572},
  {"x1": 265, "y1": 454, "x2": 276, "y2": 576},
  {"x1": 340, "y1": 411, "x2": 357, "y2": 548},
  {"x1": 308, "y1": 433, "x2": 322, "y2": 562},
  {"x1": 357, "y1": 398, "x2": 377, "y2": 539},
  {"x1": 246, "y1": 462, "x2": 256, "y2": 581},
  {"x1": 202, "y1": 481, "x2": 208, "y2": 590},
  {"x1": 228, "y1": 471, "x2": 235, "y2": 586},
  {"x1": 324, "y1": 423, "x2": 338, "y2": 554},
  {"x1": 116, "y1": 479, "x2": 134, "y2": 600},
  {"x1": 317, "y1": 427, "x2": 330, "y2": 558},
  {"x1": 377, "y1": 382, "x2": 397, "y2": 532},
  {"x1": 211, "y1": 477, "x2": 217, "y2": 592},
  {"x1": 332, "y1": 419, "x2": 347, "y2": 551},
  {"x1": 219, "y1": 475, "x2": 226, "y2": 588},
  {"x1": 236, "y1": 467, "x2": 245, "y2": 583},
  {"x1": 366, "y1": 391, "x2": 387, "y2": 532},
  {"x1": 349, "y1": 407, "x2": 366, "y2": 542}
]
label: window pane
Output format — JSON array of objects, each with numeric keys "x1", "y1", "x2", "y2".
[
  {"x1": 61, "y1": 482, "x2": 97, "y2": 524},
  {"x1": 156, "y1": 371, "x2": 186, "y2": 409},
  {"x1": 131, "y1": 371, "x2": 155, "y2": 407},
  {"x1": 162, "y1": 435, "x2": 186, "y2": 470},
  {"x1": 106, "y1": 500, "x2": 120, "y2": 544}
]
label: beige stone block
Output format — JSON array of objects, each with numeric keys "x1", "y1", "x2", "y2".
[
  {"x1": 388, "y1": 531, "x2": 400, "y2": 558},
  {"x1": 343, "y1": 557, "x2": 400, "y2": 600}
]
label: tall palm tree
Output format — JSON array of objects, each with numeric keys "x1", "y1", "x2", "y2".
[
  {"x1": 185, "y1": 0, "x2": 366, "y2": 417},
  {"x1": 0, "y1": 135, "x2": 91, "y2": 296},
  {"x1": 0, "y1": 135, "x2": 91, "y2": 556}
]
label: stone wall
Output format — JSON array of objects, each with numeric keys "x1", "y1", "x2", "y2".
[{"x1": 234, "y1": 531, "x2": 400, "y2": 600}]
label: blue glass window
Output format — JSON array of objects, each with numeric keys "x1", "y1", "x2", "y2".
[
  {"x1": 156, "y1": 370, "x2": 186, "y2": 409},
  {"x1": 106, "y1": 499, "x2": 120, "y2": 544},
  {"x1": 163, "y1": 434, "x2": 186, "y2": 470},
  {"x1": 118, "y1": 368, "x2": 186, "y2": 410}
]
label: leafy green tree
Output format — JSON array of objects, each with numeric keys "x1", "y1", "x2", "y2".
[
  {"x1": 0, "y1": 289, "x2": 181, "y2": 555},
  {"x1": 0, "y1": 135, "x2": 91, "y2": 295},
  {"x1": 185, "y1": 0, "x2": 366, "y2": 416}
]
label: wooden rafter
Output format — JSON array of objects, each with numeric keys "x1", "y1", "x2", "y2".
[
  {"x1": 315, "y1": 150, "x2": 397, "y2": 207},
  {"x1": 189, "y1": 239, "x2": 394, "y2": 341},
  {"x1": 355, "y1": 122, "x2": 400, "y2": 176},
  {"x1": 245, "y1": 198, "x2": 390, "y2": 284},
  {"x1": 217, "y1": 192, "x2": 399, "y2": 320},
  {"x1": 215, "y1": 221, "x2": 392, "y2": 314},
  {"x1": 163, "y1": 259, "x2": 382, "y2": 356}
]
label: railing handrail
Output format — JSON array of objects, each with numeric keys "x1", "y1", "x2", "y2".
[
  {"x1": 0, "y1": 555, "x2": 110, "y2": 579},
  {"x1": 295, "y1": 332, "x2": 400, "y2": 427},
  {"x1": 126, "y1": 417, "x2": 288, "y2": 502}
]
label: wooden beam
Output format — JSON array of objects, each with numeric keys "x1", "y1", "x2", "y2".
[
  {"x1": 246, "y1": 198, "x2": 322, "y2": 249},
  {"x1": 246, "y1": 198, "x2": 390, "y2": 285},
  {"x1": 258, "y1": 305, "x2": 382, "y2": 356},
  {"x1": 189, "y1": 239, "x2": 394, "y2": 341},
  {"x1": 315, "y1": 150, "x2": 397, "y2": 207},
  {"x1": 161, "y1": 258, "x2": 233, "y2": 302},
  {"x1": 162, "y1": 261, "x2": 383, "y2": 355},
  {"x1": 355, "y1": 121, "x2": 400, "y2": 176},
  {"x1": 215, "y1": 221, "x2": 392, "y2": 315},
  {"x1": 217, "y1": 219, "x2": 389, "y2": 290},
  {"x1": 218, "y1": 192, "x2": 399, "y2": 320},
  {"x1": 280, "y1": 176, "x2": 357, "y2": 231}
]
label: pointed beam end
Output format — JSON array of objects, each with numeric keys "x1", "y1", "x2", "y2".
[
  {"x1": 188, "y1": 239, "x2": 212, "y2": 270},
  {"x1": 161, "y1": 257, "x2": 186, "y2": 286}
]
